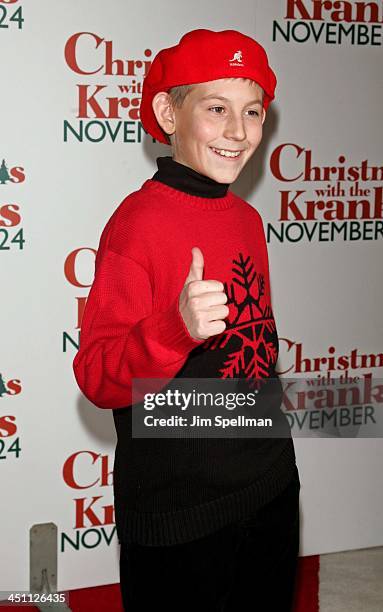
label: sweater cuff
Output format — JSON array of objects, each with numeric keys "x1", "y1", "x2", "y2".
[{"x1": 155, "y1": 298, "x2": 206, "y2": 355}]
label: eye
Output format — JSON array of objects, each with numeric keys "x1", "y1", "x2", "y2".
[
  {"x1": 247, "y1": 109, "x2": 259, "y2": 117},
  {"x1": 209, "y1": 106, "x2": 225, "y2": 114}
]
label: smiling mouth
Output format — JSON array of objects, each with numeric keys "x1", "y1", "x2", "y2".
[{"x1": 209, "y1": 147, "x2": 244, "y2": 160}]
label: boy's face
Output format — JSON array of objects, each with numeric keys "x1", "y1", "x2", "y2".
[{"x1": 169, "y1": 78, "x2": 266, "y2": 184}]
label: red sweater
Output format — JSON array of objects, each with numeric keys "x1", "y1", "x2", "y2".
[
  {"x1": 73, "y1": 176, "x2": 296, "y2": 545},
  {"x1": 73, "y1": 178, "x2": 275, "y2": 408}
]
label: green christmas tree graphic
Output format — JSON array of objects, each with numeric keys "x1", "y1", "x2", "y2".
[
  {"x1": 0, "y1": 373, "x2": 9, "y2": 396},
  {"x1": 0, "y1": 159, "x2": 11, "y2": 184}
]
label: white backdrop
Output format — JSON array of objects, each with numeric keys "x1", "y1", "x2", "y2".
[{"x1": 1, "y1": 0, "x2": 382, "y2": 592}]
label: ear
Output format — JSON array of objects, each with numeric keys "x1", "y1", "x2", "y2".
[
  {"x1": 261, "y1": 107, "x2": 266, "y2": 125},
  {"x1": 152, "y1": 92, "x2": 176, "y2": 137}
]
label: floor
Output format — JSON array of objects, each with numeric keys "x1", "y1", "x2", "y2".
[
  {"x1": 1, "y1": 546, "x2": 382, "y2": 610},
  {"x1": 319, "y1": 546, "x2": 383, "y2": 612}
]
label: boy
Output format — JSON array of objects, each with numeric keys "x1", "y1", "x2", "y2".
[{"x1": 73, "y1": 28, "x2": 300, "y2": 611}]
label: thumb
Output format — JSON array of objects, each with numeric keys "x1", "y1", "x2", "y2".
[{"x1": 184, "y1": 246, "x2": 204, "y2": 285}]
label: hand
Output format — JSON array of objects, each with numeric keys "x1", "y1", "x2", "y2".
[{"x1": 178, "y1": 247, "x2": 229, "y2": 341}]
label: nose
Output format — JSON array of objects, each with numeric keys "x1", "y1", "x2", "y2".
[{"x1": 223, "y1": 112, "x2": 247, "y2": 142}]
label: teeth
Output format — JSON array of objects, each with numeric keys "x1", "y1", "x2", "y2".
[{"x1": 211, "y1": 147, "x2": 242, "y2": 158}]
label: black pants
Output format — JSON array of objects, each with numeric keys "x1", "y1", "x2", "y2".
[{"x1": 119, "y1": 467, "x2": 300, "y2": 611}]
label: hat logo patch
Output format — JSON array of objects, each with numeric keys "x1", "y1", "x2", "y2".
[{"x1": 229, "y1": 50, "x2": 243, "y2": 66}]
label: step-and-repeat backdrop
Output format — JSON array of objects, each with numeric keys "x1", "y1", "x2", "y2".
[{"x1": 2, "y1": 0, "x2": 382, "y2": 592}]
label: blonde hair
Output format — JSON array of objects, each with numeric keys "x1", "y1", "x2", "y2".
[{"x1": 162, "y1": 78, "x2": 264, "y2": 145}]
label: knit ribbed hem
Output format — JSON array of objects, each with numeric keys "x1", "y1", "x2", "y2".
[
  {"x1": 155, "y1": 298, "x2": 206, "y2": 355},
  {"x1": 142, "y1": 179, "x2": 237, "y2": 210},
  {"x1": 116, "y1": 438, "x2": 296, "y2": 546}
]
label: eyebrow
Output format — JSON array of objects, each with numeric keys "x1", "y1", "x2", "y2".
[{"x1": 199, "y1": 94, "x2": 263, "y2": 106}]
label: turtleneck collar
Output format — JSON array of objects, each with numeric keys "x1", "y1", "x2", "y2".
[{"x1": 151, "y1": 156, "x2": 230, "y2": 198}]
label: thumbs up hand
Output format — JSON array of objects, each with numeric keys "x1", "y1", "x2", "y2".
[{"x1": 178, "y1": 247, "x2": 229, "y2": 341}]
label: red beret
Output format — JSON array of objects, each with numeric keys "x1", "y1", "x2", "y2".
[{"x1": 140, "y1": 28, "x2": 277, "y2": 145}]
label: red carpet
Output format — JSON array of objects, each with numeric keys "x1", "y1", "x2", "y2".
[
  {"x1": 293, "y1": 554, "x2": 320, "y2": 612},
  {"x1": 0, "y1": 554, "x2": 319, "y2": 611}
]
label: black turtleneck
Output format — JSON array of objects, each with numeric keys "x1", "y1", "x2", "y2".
[{"x1": 151, "y1": 155, "x2": 230, "y2": 198}]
